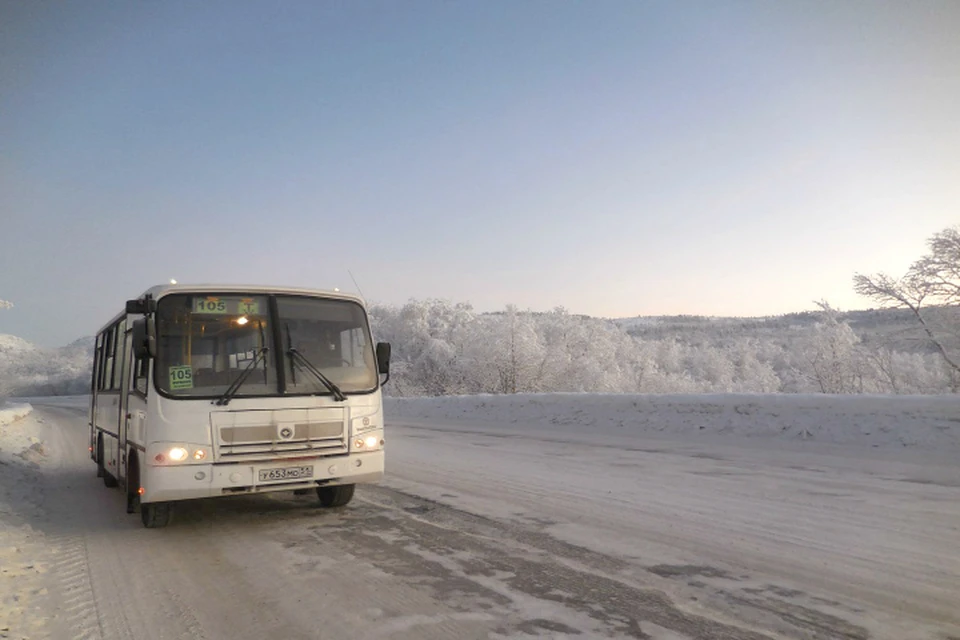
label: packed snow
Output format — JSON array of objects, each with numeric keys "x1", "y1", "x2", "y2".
[
  {"x1": 0, "y1": 401, "x2": 33, "y2": 426},
  {"x1": 0, "y1": 400, "x2": 47, "y2": 640}
]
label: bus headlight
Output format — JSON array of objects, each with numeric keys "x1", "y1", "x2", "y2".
[
  {"x1": 148, "y1": 443, "x2": 211, "y2": 465},
  {"x1": 352, "y1": 431, "x2": 383, "y2": 451}
]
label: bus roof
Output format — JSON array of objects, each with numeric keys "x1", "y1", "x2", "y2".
[{"x1": 96, "y1": 284, "x2": 366, "y2": 335}]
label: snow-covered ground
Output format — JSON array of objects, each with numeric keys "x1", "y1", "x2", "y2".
[
  {"x1": 1, "y1": 394, "x2": 958, "y2": 639},
  {"x1": 0, "y1": 400, "x2": 34, "y2": 426},
  {"x1": 0, "y1": 400, "x2": 48, "y2": 640},
  {"x1": 387, "y1": 392, "x2": 960, "y2": 452}
]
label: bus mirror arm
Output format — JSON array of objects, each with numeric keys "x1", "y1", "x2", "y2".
[
  {"x1": 125, "y1": 297, "x2": 157, "y2": 315},
  {"x1": 146, "y1": 318, "x2": 157, "y2": 358}
]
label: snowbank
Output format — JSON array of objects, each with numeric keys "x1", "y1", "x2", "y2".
[
  {"x1": 386, "y1": 393, "x2": 960, "y2": 451},
  {"x1": 0, "y1": 401, "x2": 33, "y2": 426}
]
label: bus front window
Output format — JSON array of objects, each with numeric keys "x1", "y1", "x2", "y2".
[
  {"x1": 156, "y1": 295, "x2": 275, "y2": 397},
  {"x1": 277, "y1": 297, "x2": 378, "y2": 395}
]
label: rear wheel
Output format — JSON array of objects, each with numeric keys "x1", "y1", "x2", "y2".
[
  {"x1": 141, "y1": 502, "x2": 172, "y2": 528},
  {"x1": 126, "y1": 454, "x2": 140, "y2": 514},
  {"x1": 96, "y1": 436, "x2": 105, "y2": 478},
  {"x1": 100, "y1": 436, "x2": 118, "y2": 488},
  {"x1": 317, "y1": 484, "x2": 355, "y2": 507}
]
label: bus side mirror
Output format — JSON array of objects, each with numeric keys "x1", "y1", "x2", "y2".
[
  {"x1": 375, "y1": 342, "x2": 391, "y2": 385},
  {"x1": 132, "y1": 319, "x2": 150, "y2": 360},
  {"x1": 132, "y1": 318, "x2": 157, "y2": 359}
]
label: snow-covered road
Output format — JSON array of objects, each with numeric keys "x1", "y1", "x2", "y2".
[{"x1": 3, "y1": 399, "x2": 959, "y2": 639}]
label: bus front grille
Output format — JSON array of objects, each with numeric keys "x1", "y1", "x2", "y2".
[{"x1": 218, "y1": 421, "x2": 346, "y2": 459}]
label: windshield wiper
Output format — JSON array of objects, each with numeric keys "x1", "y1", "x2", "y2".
[
  {"x1": 214, "y1": 347, "x2": 268, "y2": 406},
  {"x1": 287, "y1": 348, "x2": 346, "y2": 401}
]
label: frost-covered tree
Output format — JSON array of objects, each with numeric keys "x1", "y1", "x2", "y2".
[
  {"x1": 488, "y1": 306, "x2": 544, "y2": 394},
  {"x1": 800, "y1": 302, "x2": 864, "y2": 394},
  {"x1": 854, "y1": 226, "x2": 960, "y2": 376}
]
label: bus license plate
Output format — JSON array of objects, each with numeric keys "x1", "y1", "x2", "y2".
[{"x1": 258, "y1": 466, "x2": 313, "y2": 482}]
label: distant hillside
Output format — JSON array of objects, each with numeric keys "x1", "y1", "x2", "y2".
[
  {"x1": 615, "y1": 308, "x2": 931, "y2": 353},
  {"x1": 0, "y1": 334, "x2": 94, "y2": 397}
]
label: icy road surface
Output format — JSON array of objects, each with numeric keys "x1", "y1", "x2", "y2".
[{"x1": 2, "y1": 399, "x2": 959, "y2": 640}]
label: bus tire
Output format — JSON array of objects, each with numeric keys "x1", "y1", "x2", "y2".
[
  {"x1": 317, "y1": 484, "x2": 354, "y2": 508},
  {"x1": 100, "y1": 436, "x2": 118, "y2": 488},
  {"x1": 141, "y1": 502, "x2": 172, "y2": 528},
  {"x1": 126, "y1": 454, "x2": 140, "y2": 514},
  {"x1": 96, "y1": 435, "x2": 104, "y2": 478}
]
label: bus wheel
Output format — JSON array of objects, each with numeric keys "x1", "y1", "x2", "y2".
[
  {"x1": 141, "y1": 502, "x2": 172, "y2": 528},
  {"x1": 317, "y1": 484, "x2": 354, "y2": 508},
  {"x1": 96, "y1": 436, "x2": 105, "y2": 478},
  {"x1": 126, "y1": 455, "x2": 140, "y2": 514},
  {"x1": 100, "y1": 437, "x2": 118, "y2": 488}
]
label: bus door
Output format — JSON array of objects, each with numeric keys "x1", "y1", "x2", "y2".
[
  {"x1": 117, "y1": 324, "x2": 133, "y2": 484},
  {"x1": 96, "y1": 321, "x2": 124, "y2": 474}
]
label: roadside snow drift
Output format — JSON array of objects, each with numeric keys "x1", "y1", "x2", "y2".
[
  {"x1": 386, "y1": 393, "x2": 960, "y2": 452},
  {"x1": 0, "y1": 401, "x2": 33, "y2": 426}
]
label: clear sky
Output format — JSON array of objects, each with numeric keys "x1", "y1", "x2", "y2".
[{"x1": 2, "y1": 1, "x2": 958, "y2": 346}]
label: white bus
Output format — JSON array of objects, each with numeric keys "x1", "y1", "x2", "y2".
[{"x1": 89, "y1": 284, "x2": 391, "y2": 528}]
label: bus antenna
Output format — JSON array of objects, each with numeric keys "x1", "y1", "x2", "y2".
[{"x1": 348, "y1": 270, "x2": 366, "y2": 300}]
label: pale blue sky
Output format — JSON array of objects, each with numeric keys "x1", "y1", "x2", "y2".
[{"x1": 2, "y1": 1, "x2": 958, "y2": 346}]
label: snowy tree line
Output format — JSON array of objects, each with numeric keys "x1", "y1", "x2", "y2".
[
  {"x1": 1, "y1": 303, "x2": 952, "y2": 398},
  {"x1": 369, "y1": 300, "x2": 956, "y2": 397},
  {"x1": 372, "y1": 226, "x2": 960, "y2": 397}
]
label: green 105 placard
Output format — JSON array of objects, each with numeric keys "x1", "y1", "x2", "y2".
[
  {"x1": 191, "y1": 297, "x2": 260, "y2": 315},
  {"x1": 169, "y1": 365, "x2": 194, "y2": 390},
  {"x1": 192, "y1": 297, "x2": 228, "y2": 314}
]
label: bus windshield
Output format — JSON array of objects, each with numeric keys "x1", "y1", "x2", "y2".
[
  {"x1": 155, "y1": 294, "x2": 377, "y2": 398},
  {"x1": 277, "y1": 296, "x2": 377, "y2": 394}
]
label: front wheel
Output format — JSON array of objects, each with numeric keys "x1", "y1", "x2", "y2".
[
  {"x1": 141, "y1": 502, "x2": 172, "y2": 528},
  {"x1": 317, "y1": 484, "x2": 355, "y2": 508}
]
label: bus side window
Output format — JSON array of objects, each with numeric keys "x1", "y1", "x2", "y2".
[
  {"x1": 112, "y1": 320, "x2": 126, "y2": 390},
  {"x1": 92, "y1": 334, "x2": 104, "y2": 394},
  {"x1": 102, "y1": 328, "x2": 115, "y2": 391}
]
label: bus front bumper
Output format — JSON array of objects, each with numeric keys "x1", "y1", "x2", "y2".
[{"x1": 140, "y1": 451, "x2": 384, "y2": 503}]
